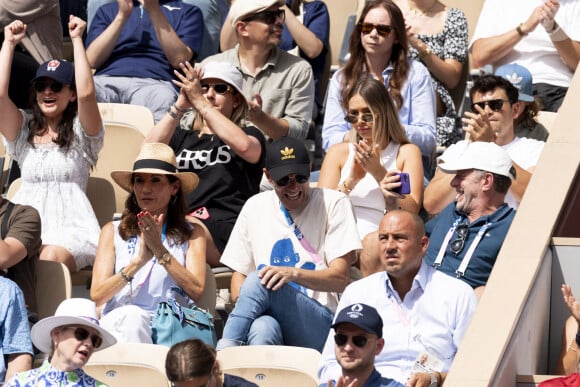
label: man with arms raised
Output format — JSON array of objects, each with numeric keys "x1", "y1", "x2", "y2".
[{"x1": 319, "y1": 210, "x2": 477, "y2": 386}]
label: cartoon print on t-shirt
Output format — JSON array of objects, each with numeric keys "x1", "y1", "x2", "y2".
[{"x1": 257, "y1": 238, "x2": 315, "y2": 294}]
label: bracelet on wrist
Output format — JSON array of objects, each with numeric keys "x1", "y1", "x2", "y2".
[
  {"x1": 173, "y1": 104, "x2": 188, "y2": 114},
  {"x1": 157, "y1": 251, "x2": 171, "y2": 266},
  {"x1": 516, "y1": 23, "x2": 528, "y2": 37},
  {"x1": 549, "y1": 23, "x2": 567, "y2": 42},
  {"x1": 339, "y1": 181, "x2": 353, "y2": 194},
  {"x1": 120, "y1": 267, "x2": 133, "y2": 283},
  {"x1": 418, "y1": 45, "x2": 433, "y2": 61},
  {"x1": 167, "y1": 106, "x2": 183, "y2": 120}
]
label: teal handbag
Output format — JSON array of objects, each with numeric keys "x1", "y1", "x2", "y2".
[{"x1": 151, "y1": 298, "x2": 217, "y2": 348}]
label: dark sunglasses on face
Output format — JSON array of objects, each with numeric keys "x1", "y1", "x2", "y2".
[
  {"x1": 334, "y1": 333, "x2": 369, "y2": 348},
  {"x1": 34, "y1": 80, "x2": 65, "y2": 93},
  {"x1": 243, "y1": 9, "x2": 285, "y2": 24},
  {"x1": 200, "y1": 82, "x2": 233, "y2": 95},
  {"x1": 450, "y1": 224, "x2": 469, "y2": 255},
  {"x1": 275, "y1": 174, "x2": 310, "y2": 187},
  {"x1": 358, "y1": 22, "x2": 393, "y2": 37},
  {"x1": 63, "y1": 326, "x2": 103, "y2": 348},
  {"x1": 470, "y1": 99, "x2": 509, "y2": 112},
  {"x1": 345, "y1": 112, "x2": 374, "y2": 124}
]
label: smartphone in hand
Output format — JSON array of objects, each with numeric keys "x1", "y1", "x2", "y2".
[{"x1": 393, "y1": 172, "x2": 411, "y2": 195}]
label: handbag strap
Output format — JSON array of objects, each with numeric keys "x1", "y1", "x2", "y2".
[{"x1": 279, "y1": 202, "x2": 321, "y2": 264}]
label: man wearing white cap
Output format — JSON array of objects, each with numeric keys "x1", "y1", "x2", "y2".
[
  {"x1": 423, "y1": 142, "x2": 516, "y2": 298},
  {"x1": 424, "y1": 75, "x2": 544, "y2": 215},
  {"x1": 202, "y1": 0, "x2": 315, "y2": 140}
]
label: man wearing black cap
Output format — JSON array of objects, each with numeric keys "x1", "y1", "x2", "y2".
[
  {"x1": 218, "y1": 137, "x2": 361, "y2": 352},
  {"x1": 322, "y1": 303, "x2": 403, "y2": 387}
]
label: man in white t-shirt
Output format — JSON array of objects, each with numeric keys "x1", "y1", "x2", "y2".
[
  {"x1": 217, "y1": 136, "x2": 362, "y2": 352},
  {"x1": 470, "y1": 0, "x2": 580, "y2": 112},
  {"x1": 424, "y1": 75, "x2": 544, "y2": 215}
]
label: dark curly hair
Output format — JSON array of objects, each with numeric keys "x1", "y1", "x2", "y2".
[
  {"x1": 26, "y1": 82, "x2": 77, "y2": 149},
  {"x1": 118, "y1": 174, "x2": 193, "y2": 244}
]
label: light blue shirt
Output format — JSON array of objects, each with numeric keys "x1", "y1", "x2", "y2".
[
  {"x1": 0, "y1": 278, "x2": 33, "y2": 383},
  {"x1": 322, "y1": 59, "x2": 436, "y2": 157},
  {"x1": 318, "y1": 262, "x2": 477, "y2": 385}
]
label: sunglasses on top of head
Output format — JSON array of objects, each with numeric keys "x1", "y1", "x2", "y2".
[
  {"x1": 275, "y1": 174, "x2": 310, "y2": 187},
  {"x1": 63, "y1": 326, "x2": 103, "y2": 348},
  {"x1": 358, "y1": 22, "x2": 393, "y2": 37},
  {"x1": 470, "y1": 99, "x2": 510, "y2": 112},
  {"x1": 243, "y1": 9, "x2": 285, "y2": 25},
  {"x1": 334, "y1": 333, "x2": 369, "y2": 348},
  {"x1": 200, "y1": 82, "x2": 233, "y2": 95},
  {"x1": 34, "y1": 80, "x2": 65, "y2": 93}
]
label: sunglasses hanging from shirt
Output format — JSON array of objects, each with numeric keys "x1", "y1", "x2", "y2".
[{"x1": 432, "y1": 220, "x2": 492, "y2": 278}]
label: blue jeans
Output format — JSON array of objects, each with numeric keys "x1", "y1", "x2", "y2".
[{"x1": 217, "y1": 271, "x2": 334, "y2": 352}]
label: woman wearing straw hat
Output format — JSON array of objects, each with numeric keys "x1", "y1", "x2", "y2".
[
  {"x1": 90, "y1": 142, "x2": 207, "y2": 343},
  {"x1": 5, "y1": 298, "x2": 116, "y2": 386},
  {"x1": 145, "y1": 60, "x2": 266, "y2": 268}
]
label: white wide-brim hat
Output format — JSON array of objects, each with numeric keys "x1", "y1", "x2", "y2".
[
  {"x1": 31, "y1": 298, "x2": 117, "y2": 353},
  {"x1": 111, "y1": 142, "x2": 199, "y2": 194}
]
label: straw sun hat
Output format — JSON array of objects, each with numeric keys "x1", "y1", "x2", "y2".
[{"x1": 111, "y1": 143, "x2": 199, "y2": 194}]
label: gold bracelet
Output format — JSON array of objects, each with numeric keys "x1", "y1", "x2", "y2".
[
  {"x1": 157, "y1": 251, "x2": 171, "y2": 266},
  {"x1": 419, "y1": 45, "x2": 433, "y2": 61},
  {"x1": 339, "y1": 182, "x2": 353, "y2": 194}
]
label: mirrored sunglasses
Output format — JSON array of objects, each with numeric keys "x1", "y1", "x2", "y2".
[
  {"x1": 63, "y1": 326, "x2": 103, "y2": 348},
  {"x1": 470, "y1": 99, "x2": 509, "y2": 112},
  {"x1": 243, "y1": 9, "x2": 285, "y2": 25},
  {"x1": 200, "y1": 82, "x2": 233, "y2": 95},
  {"x1": 334, "y1": 333, "x2": 369, "y2": 348},
  {"x1": 358, "y1": 22, "x2": 393, "y2": 37},
  {"x1": 275, "y1": 174, "x2": 309, "y2": 187},
  {"x1": 34, "y1": 80, "x2": 65, "y2": 93},
  {"x1": 345, "y1": 112, "x2": 374, "y2": 124}
]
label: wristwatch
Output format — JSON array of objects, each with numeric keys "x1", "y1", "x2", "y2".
[{"x1": 428, "y1": 371, "x2": 438, "y2": 387}]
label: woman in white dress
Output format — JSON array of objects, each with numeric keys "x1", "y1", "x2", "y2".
[
  {"x1": 0, "y1": 16, "x2": 103, "y2": 272},
  {"x1": 318, "y1": 78, "x2": 423, "y2": 276}
]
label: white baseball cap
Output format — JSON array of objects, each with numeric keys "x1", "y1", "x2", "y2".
[
  {"x1": 229, "y1": 0, "x2": 284, "y2": 26},
  {"x1": 439, "y1": 142, "x2": 515, "y2": 179}
]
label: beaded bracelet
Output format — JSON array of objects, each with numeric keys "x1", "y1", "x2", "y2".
[{"x1": 120, "y1": 267, "x2": 133, "y2": 283}]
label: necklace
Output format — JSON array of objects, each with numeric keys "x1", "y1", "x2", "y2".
[{"x1": 407, "y1": 0, "x2": 439, "y2": 16}]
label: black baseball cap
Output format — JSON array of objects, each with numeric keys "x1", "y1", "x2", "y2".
[
  {"x1": 265, "y1": 136, "x2": 311, "y2": 181},
  {"x1": 332, "y1": 303, "x2": 383, "y2": 338},
  {"x1": 32, "y1": 59, "x2": 75, "y2": 86}
]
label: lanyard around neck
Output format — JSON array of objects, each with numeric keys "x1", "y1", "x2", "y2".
[
  {"x1": 279, "y1": 202, "x2": 321, "y2": 264},
  {"x1": 433, "y1": 217, "x2": 492, "y2": 278}
]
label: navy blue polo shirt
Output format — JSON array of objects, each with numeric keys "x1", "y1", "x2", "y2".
[{"x1": 424, "y1": 202, "x2": 515, "y2": 288}]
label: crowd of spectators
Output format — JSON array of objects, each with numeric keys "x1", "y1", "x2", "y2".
[{"x1": 0, "y1": 0, "x2": 578, "y2": 384}]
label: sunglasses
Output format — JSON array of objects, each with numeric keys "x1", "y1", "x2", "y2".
[
  {"x1": 243, "y1": 9, "x2": 285, "y2": 24},
  {"x1": 450, "y1": 224, "x2": 469, "y2": 255},
  {"x1": 275, "y1": 174, "x2": 309, "y2": 187},
  {"x1": 358, "y1": 22, "x2": 393, "y2": 37},
  {"x1": 334, "y1": 333, "x2": 369, "y2": 348},
  {"x1": 470, "y1": 99, "x2": 509, "y2": 112},
  {"x1": 34, "y1": 80, "x2": 65, "y2": 93},
  {"x1": 63, "y1": 326, "x2": 103, "y2": 348},
  {"x1": 345, "y1": 112, "x2": 374, "y2": 124},
  {"x1": 200, "y1": 82, "x2": 233, "y2": 95}
]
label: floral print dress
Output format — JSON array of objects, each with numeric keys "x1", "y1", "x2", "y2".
[{"x1": 4, "y1": 360, "x2": 107, "y2": 386}]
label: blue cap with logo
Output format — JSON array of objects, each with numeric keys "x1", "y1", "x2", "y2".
[
  {"x1": 494, "y1": 63, "x2": 534, "y2": 103},
  {"x1": 332, "y1": 303, "x2": 383, "y2": 338},
  {"x1": 32, "y1": 59, "x2": 75, "y2": 86}
]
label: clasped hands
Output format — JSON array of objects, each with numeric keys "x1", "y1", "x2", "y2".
[{"x1": 136, "y1": 211, "x2": 165, "y2": 263}]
